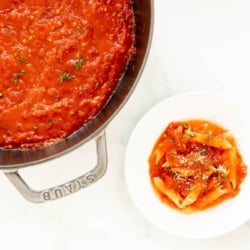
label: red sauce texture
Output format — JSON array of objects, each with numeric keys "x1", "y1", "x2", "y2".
[{"x1": 0, "y1": 0, "x2": 135, "y2": 149}]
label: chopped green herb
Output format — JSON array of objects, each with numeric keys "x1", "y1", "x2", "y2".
[
  {"x1": 74, "y1": 57, "x2": 87, "y2": 70},
  {"x1": 15, "y1": 56, "x2": 28, "y2": 64},
  {"x1": 200, "y1": 148, "x2": 206, "y2": 156},
  {"x1": 170, "y1": 152, "x2": 176, "y2": 158},
  {"x1": 59, "y1": 72, "x2": 74, "y2": 83},
  {"x1": 165, "y1": 166, "x2": 179, "y2": 179},
  {"x1": 13, "y1": 75, "x2": 18, "y2": 83},
  {"x1": 222, "y1": 177, "x2": 228, "y2": 183},
  {"x1": 172, "y1": 172, "x2": 179, "y2": 179},
  {"x1": 215, "y1": 178, "x2": 221, "y2": 185},
  {"x1": 189, "y1": 185, "x2": 195, "y2": 191},
  {"x1": 165, "y1": 166, "x2": 173, "y2": 174},
  {"x1": 185, "y1": 128, "x2": 194, "y2": 137},
  {"x1": 48, "y1": 119, "x2": 54, "y2": 124},
  {"x1": 169, "y1": 136, "x2": 175, "y2": 142},
  {"x1": 54, "y1": 95, "x2": 60, "y2": 102},
  {"x1": 77, "y1": 28, "x2": 83, "y2": 33},
  {"x1": 13, "y1": 70, "x2": 25, "y2": 83}
]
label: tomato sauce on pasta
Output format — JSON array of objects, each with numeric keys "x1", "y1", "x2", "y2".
[
  {"x1": 149, "y1": 120, "x2": 247, "y2": 213},
  {"x1": 0, "y1": 0, "x2": 135, "y2": 149}
]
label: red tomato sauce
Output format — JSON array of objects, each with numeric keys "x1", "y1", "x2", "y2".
[
  {"x1": 149, "y1": 120, "x2": 247, "y2": 213},
  {"x1": 0, "y1": 0, "x2": 135, "y2": 149}
]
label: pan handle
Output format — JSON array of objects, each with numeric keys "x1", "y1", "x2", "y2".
[{"x1": 4, "y1": 131, "x2": 108, "y2": 203}]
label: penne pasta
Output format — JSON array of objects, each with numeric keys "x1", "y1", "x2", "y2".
[
  {"x1": 227, "y1": 147, "x2": 238, "y2": 189},
  {"x1": 181, "y1": 187, "x2": 203, "y2": 208},
  {"x1": 185, "y1": 131, "x2": 232, "y2": 149},
  {"x1": 149, "y1": 119, "x2": 247, "y2": 213},
  {"x1": 153, "y1": 177, "x2": 183, "y2": 208},
  {"x1": 196, "y1": 186, "x2": 229, "y2": 208},
  {"x1": 170, "y1": 167, "x2": 195, "y2": 177},
  {"x1": 153, "y1": 148, "x2": 165, "y2": 165}
]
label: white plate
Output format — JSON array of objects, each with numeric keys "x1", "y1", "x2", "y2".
[{"x1": 124, "y1": 92, "x2": 250, "y2": 239}]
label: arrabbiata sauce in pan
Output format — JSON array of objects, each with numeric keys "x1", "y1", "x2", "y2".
[{"x1": 0, "y1": 0, "x2": 135, "y2": 149}]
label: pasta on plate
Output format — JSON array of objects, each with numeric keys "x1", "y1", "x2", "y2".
[{"x1": 148, "y1": 120, "x2": 247, "y2": 213}]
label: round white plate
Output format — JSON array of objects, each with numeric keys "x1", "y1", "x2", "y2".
[{"x1": 124, "y1": 92, "x2": 250, "y2": 239}]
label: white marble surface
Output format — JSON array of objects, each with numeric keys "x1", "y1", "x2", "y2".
[{"x1": 1, "y1": 0, "x2": 250, "y2": 249}]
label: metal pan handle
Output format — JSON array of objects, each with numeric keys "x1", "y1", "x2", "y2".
[{"x1": 4, "y1": 132, "x2": 107, "y2": 203}]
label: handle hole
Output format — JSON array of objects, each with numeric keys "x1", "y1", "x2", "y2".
[{"x1": 19, "y1": 140, "x2": 97, "y2": 190}]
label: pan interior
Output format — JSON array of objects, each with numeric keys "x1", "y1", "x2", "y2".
[{"x1": 0, "y1": 0, "x2": 154, "y2": 168}]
